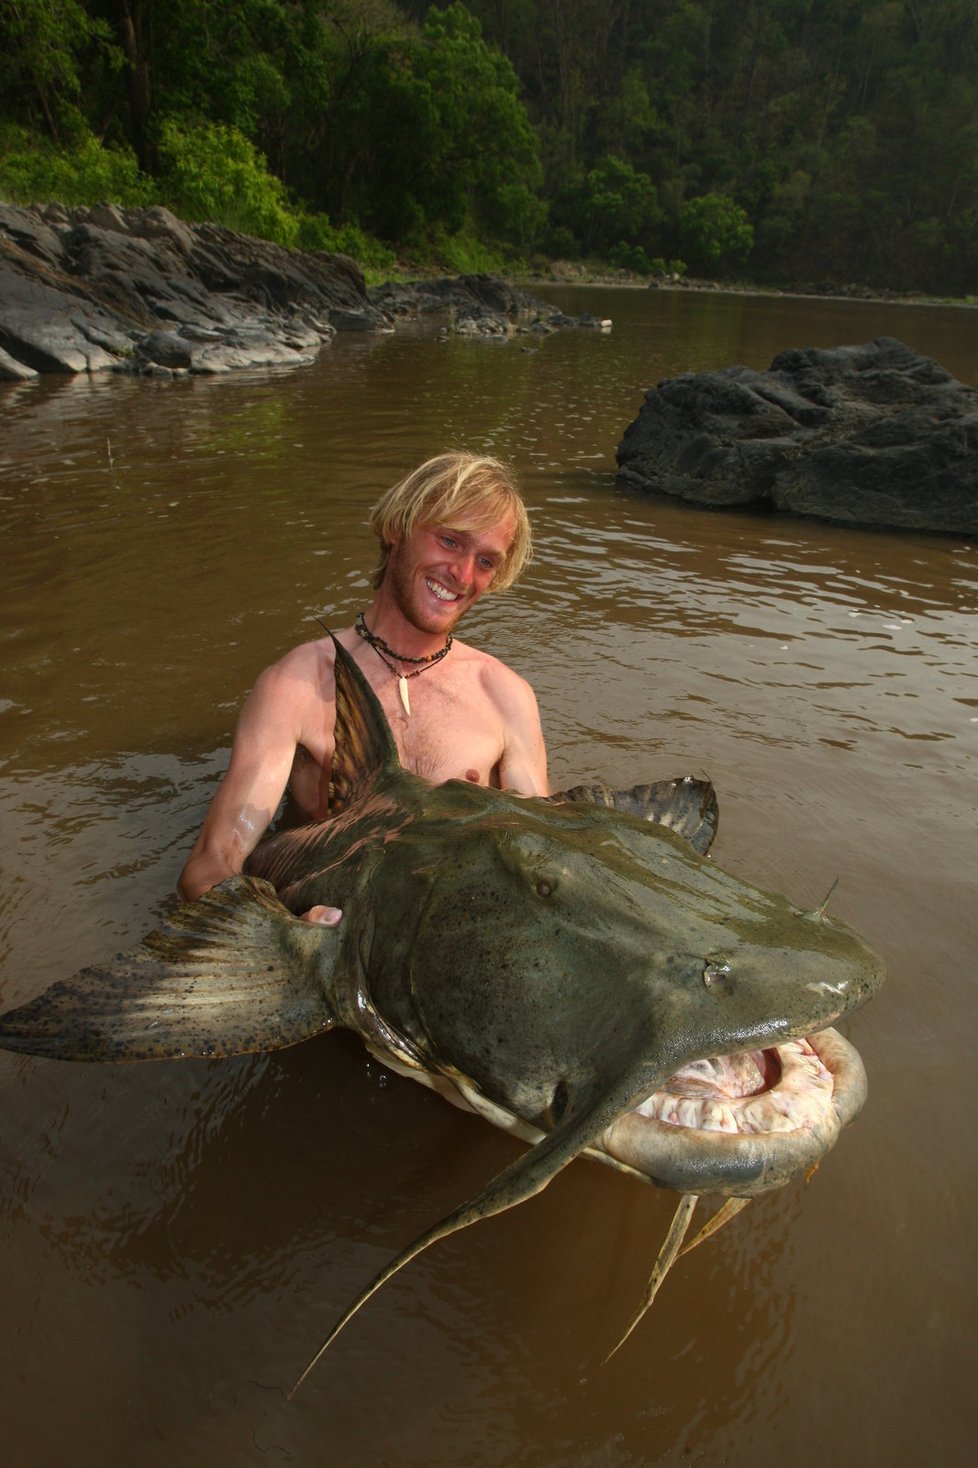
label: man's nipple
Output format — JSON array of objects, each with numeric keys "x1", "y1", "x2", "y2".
[{"x1": 464, "y1": 769, "x2": 480, "y2": 783}]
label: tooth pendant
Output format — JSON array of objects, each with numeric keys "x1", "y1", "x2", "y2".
[{"x1": 398, "y1": 675, "x2": 411, "y2": 716}]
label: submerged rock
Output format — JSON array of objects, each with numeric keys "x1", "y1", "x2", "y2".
[
  {"x1": 616, "y1": 337, "x2": 978, "y2": 535},
  {"x1": 0, "y1": 204, "x2": 605, "y2": 378}
]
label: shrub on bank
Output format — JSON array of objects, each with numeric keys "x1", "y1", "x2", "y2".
[
  {"x1": 0, "y1": 127, "x2": 150, "y2": 207},
  {"x1": 155, "y1": 119, "x2": 299, "y2": 247}
]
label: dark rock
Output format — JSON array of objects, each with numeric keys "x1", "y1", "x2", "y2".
[
  {"x1": 0, "y1": 202, "x2": 390, "y2": 377},
  {"x1": 136, "y1": 329, "x2": 193, "y2": 369},
  {"x1": 455, "y1": 310, "x2": 510, "y2": 337},
  {"x1": 369, "y1": 273, "x2": 542, "y2": 323},
  {"x1": 0, "y1": 203, "x2": 608, "y2": 378},
  {"x1": 367, "y1": 273, "x2": 609, "y2": 337},
  {"x1": 0, "y1": 236, "x2": 135, "y2": 372},
  {"x1": 616, "y1": 337, "x2": 978, "y2": 535},
  {"x1": 0, "y1": 343, "x2": 39, "y2": 380},
  {"x1": 328, "y1": 307, "x2": 386, "y2": 332}
]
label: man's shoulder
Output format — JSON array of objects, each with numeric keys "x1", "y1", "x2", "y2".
[
  {"x1": 453, "y1": 639, "x2": 537, "y2": 706},
  {"x1": 255, "y1": 635, "x2": 339, "y2": 699}
]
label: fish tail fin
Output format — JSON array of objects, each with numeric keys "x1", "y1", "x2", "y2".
[
  {"x1": 327, "y1": 632, "x2": 401, "y2": 812},
  {"x1": 0, "y1": 875, "x2": 339, "y2": 1063},
  {"x1": 550, "y1": 776, "x2": 719, "y2": 854}
]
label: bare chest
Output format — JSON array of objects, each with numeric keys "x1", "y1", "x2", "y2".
[
  {"x1": 288, "y1": 655, "x2": 507, "y2": 817},
  {"x1": 373, "y1": 670, "x2": 506, "y2": 785}
]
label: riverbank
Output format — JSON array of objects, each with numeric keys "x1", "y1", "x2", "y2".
[
  {"x1": 514, "y1": 260, "x2": 978, "y2": 312},
  {"x1": 0, "y1": 202, "x2": 606, "y2": 380}
]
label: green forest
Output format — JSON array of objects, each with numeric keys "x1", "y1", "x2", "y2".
[{"x1": 2, "y1": 0, "x2": 978, "y2": 294}]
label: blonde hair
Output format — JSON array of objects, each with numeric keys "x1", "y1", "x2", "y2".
[{"x1": 369, "y1": 452, "x2": 531, "y2": 592}]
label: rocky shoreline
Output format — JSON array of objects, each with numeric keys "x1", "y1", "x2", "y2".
[
  {"x1": 6, "y1": 203, "x2": 973, "y2": 536},
  {"x1": 0, "y1": 202, "x2": 608, "y2": 380}
]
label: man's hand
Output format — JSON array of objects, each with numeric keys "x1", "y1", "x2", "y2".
[{"x1": 302, "y1": 905, "x2": 343, "y2": 925}]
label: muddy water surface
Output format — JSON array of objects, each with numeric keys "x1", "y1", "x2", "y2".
[{"x1": 1, "y1": 288, "x2": 975, "y2": 1466}]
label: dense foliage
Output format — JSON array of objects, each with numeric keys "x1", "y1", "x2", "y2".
[{"x1": 2, "y1": 0, "x2": 977, "y2": 292}]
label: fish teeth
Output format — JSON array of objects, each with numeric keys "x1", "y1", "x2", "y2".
[{"x1": 632, "y1": 1034, "x2": 838, "y2": 1138}]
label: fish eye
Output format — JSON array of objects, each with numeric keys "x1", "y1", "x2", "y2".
[
  {"x1": 703, "y1": 958, "x2": 731, "y2": 987},
  {"x1": 536, "y1": 878, "x2": 554, "y2": 898}
]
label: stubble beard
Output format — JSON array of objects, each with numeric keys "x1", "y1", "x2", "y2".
[{"x1": 386, "y1": 546, "x2": 467, "y2": 639}]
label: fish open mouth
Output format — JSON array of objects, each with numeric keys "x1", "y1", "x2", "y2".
[
  {"x1": 594, "y1": 1026, "x2": 868, "y2": 1198},
  {"x1": 375, "y1": 1023, "x2": 867, "y2": 1204}
]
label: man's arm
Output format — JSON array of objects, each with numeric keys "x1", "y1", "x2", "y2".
[
  {"x1": 178, "y1": 647, "x2": 330, "y2": 901},
  {"x1": 493, "y1": 667, "x2": 549, "y2": 796}
]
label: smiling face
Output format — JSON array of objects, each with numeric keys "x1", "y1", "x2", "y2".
[
  {"x1": 368, "y1": 452, "x2": 531, "y2": 598},
  {"x1": 384, "y1": 513, "x2": 517, "y2": 636}
]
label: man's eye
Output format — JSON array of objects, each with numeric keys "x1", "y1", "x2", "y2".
[{"x1": 478, "y1": 556, "x2": 496, "y2": 571}]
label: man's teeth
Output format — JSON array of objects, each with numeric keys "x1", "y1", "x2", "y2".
[{"x1": 427, "y1": 579, "x2": 459, "y2": 602}]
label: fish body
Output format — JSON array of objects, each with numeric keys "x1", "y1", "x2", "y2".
[{"x1": 0, "y1": 637, "x2": 884, "y2": 1363}]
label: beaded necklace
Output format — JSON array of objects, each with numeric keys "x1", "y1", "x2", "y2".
[{"x1": 354, "y1": 611, "x2": 453, "y2": 716}]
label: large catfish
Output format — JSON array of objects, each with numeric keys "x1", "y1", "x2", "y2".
[{"x1": 0, "y1": 637, "x2": 884, "y2": 1385}]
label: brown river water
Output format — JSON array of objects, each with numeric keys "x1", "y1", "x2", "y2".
[{"x1": 1, "y1": 286, "x2": 975, "y2": 1466}]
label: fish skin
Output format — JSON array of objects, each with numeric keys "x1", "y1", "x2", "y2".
[
  {"x1": 0, "y1": 636, "x2": 884, "y2": 1362},
  {"x1": 0, "y1": 634, "x2": 882, "y2": 1138}
]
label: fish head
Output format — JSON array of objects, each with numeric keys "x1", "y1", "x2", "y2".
[{"x1": 369, "y1": 786, "x2": 884, "y2": 1136}]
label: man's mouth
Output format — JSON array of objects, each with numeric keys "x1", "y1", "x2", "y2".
[{"x1": 426, "y1": 577, "x2": 462, "y2": 603}]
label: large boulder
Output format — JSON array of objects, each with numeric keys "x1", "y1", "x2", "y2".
[
  {"x1": 0, "y1": 204, "x2": 605, "y2": 378},
  {"x1": 616, "y1": 337, "x2": 978, "y2": 535},
  {"x1": 0, "y1": 201, "x2": 387, "y2": 377}
]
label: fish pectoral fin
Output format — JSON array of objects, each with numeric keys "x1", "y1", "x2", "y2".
[
  {"x1": 0, "y1": 875, "x2": 338, "y2": 1063},
  {"x1": 289, "y1": 1096, "x2": 626, "y2": 1396},
  {"x1": 605, "y1": 1192, "x2": 700, "y2": 1361}
]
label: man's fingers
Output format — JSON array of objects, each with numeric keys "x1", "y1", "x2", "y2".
[{"x1": 302, "y1": 905, "x2": 343, "y2": 926}]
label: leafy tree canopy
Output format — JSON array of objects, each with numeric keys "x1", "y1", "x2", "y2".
[{"x1": 2, "y1": 0, "x2": 977, "y2": 291}]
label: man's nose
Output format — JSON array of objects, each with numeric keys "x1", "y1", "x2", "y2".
[{"x1": 446, "y1": 549, "x2": 475, "y2": 587}]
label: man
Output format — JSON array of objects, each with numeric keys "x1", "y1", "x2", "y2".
[{"x1": 178, "y1": 451, "x2": 549, "y2": 911}]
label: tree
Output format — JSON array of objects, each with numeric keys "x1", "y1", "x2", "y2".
[
  {"x1": 678, "y1": 191, "x2": 754, "y2": 271},
  {"x1": 4, "y1": 0, "x2": 978, "y2": 289},
  {"x1": 0, "y1": 0, "x2": 117, "y2": 142},
  {"x1": 156, "y1": 117, "x2": 299, "y2": 243},
  {"x1": 554, "y1": 154, "x2": 661, "y2": 254},
  {"x1": 317, "y1": 2, "x2": 543, "y2": 244}
]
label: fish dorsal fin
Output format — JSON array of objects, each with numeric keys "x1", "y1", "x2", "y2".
[{"x1": 328, "y1": 632, "x2": 402, "y2": 814}]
